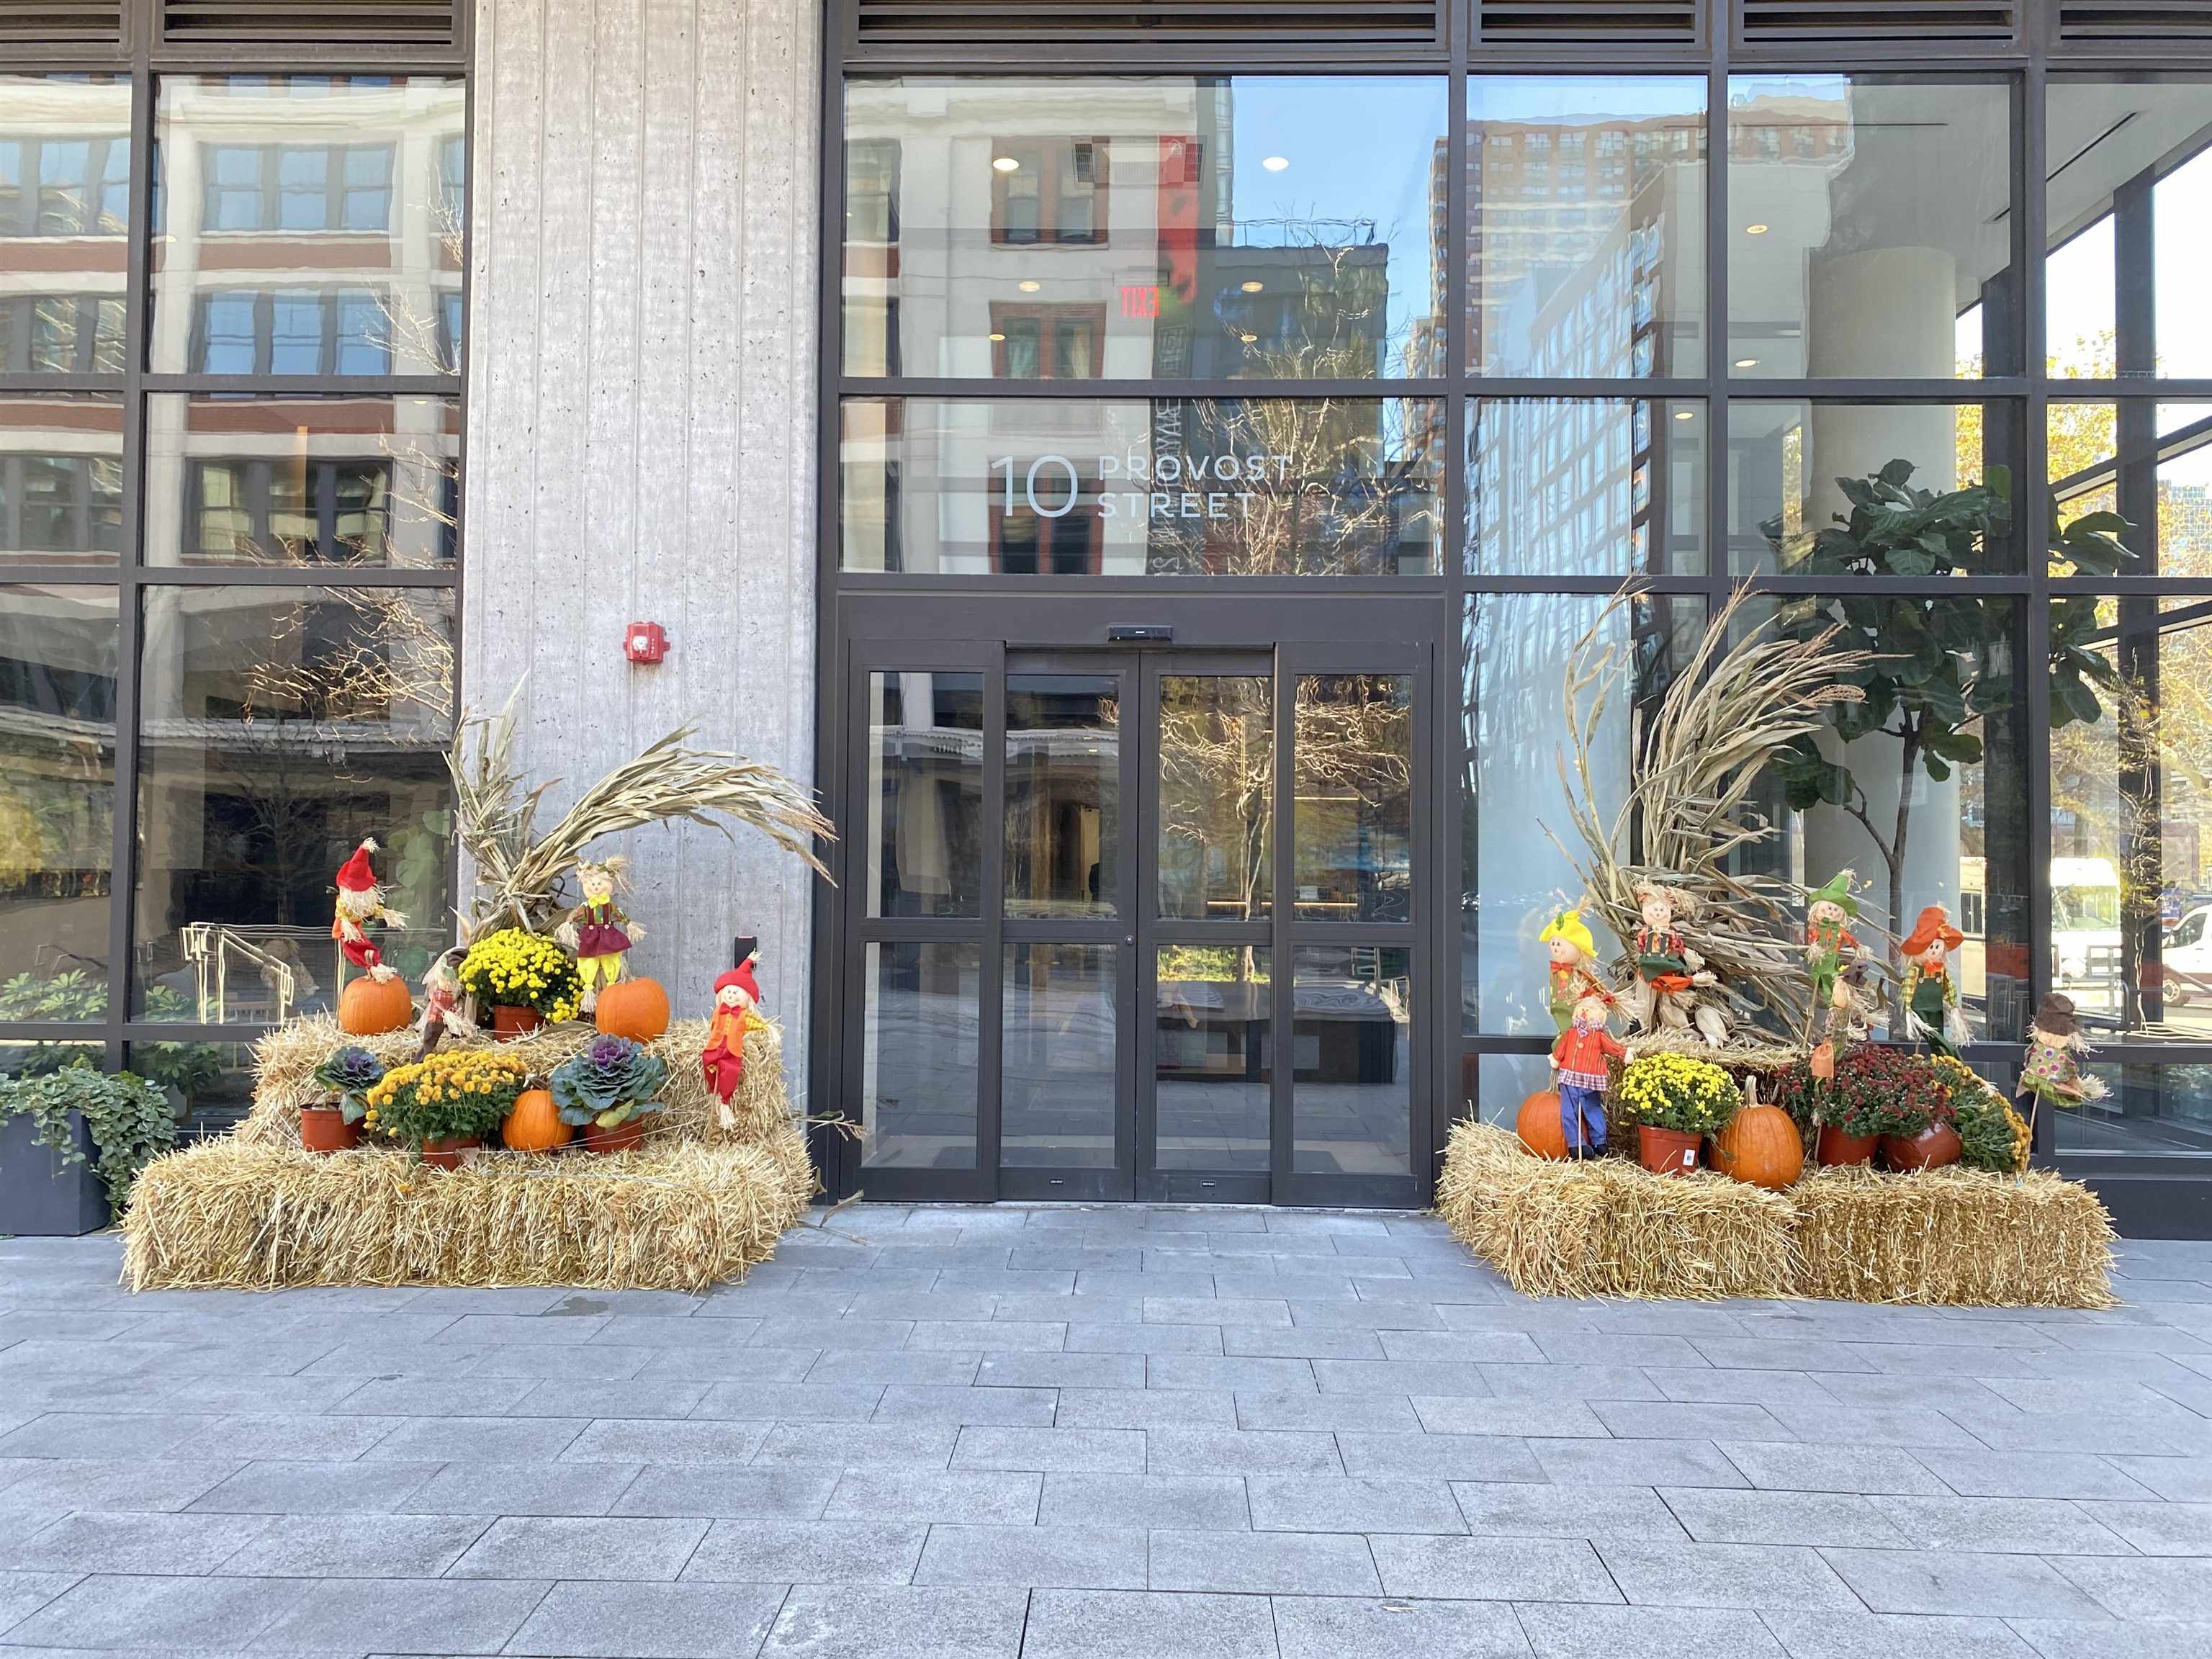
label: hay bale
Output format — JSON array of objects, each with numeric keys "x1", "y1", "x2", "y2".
[
  {"x1": 1789, "y1": 1163, "x2": 2117, "y2": 1308},
  {"x1": 237, "y1": 1014, "x2": 789, "y2": 1150},
  {"x1": 1435, "y1": 1119, "x2": 2117, "y2": 1308},
  {"x1": 122, "y1": 1128, "x2": 814, "y2": 1293},
  {"x1": 1435, "y1": 1121, "x2": 1798, "y2": 1301}
]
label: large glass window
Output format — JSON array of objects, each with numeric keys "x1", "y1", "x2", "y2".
[
  {"x1": 1467, "y1": 397, "x2": 1706, "y2": 575},
  {"x1": 841, "y1": 396, "x2": 1442, "y2": 576},
  {"x1": 153, "y1": 77, "x2": 467, "y2": 379},
  {"x1": 0, "y1": 76, "x2": 132, "y2": 378},
  {"x1": 843, "y1": 76, "x2": 1447, "y2": 382},
  {"x1": 1, "y1": 397, "x2": 125, "y2": 565},
  {"x1": 1465, "y1": 77, "x2": 1707, "y2": 379},
  {"x1": 1727, "y1": 76, "x2": 2015, "y2": 381}
]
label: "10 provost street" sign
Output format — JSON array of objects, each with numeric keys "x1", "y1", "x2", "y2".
[{"x1": 990, "y1": 451, "x2": 1298, "y2": 522}]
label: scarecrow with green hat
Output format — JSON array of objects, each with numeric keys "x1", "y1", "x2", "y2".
[
  {"x1": 1802, "y1": 871, "x2": 1863, "y2": 1024},
  {"x1": 1537, "y1": 906, "x2": 1607, "y2": 1035}
]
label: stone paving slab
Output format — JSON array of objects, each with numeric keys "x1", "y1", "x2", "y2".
[{"x1": 2, "y1": 1209, "x2": 2208, "y2": 1657}]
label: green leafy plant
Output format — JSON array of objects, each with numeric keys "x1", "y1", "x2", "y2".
[
  {"x1": 313, "y1": 1046, "x2": 387, "y2": 1126},
  {"x1": 0, "y1": 1065, "x2": 178, "y2": 1214},
  {"x1": 549, "y1": 1033, "x2": 669, "y2": 1130},
  {"x1": 1765, "y1": 461, "x2": 2131, "y2": 1013},
  {"x1": 1613, "y1": 1052, "x2": 1740, "y2": 1136},
  {"x1": 1933, "y1": 1054, "x2": 2030, "y2": 1174}
]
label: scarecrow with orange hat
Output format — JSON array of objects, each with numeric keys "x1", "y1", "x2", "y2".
[
  {"x1": 701, "y1": 950, "x2": 763, "y2": 1125},
  {"x1": 331, "y1": 839, "x2": 408, "y2": 983},
  {"x1": 1899, "y1": 903, "x2": 1968, "y2": 1056}
]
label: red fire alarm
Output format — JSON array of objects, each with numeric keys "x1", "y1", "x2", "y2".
[{"x1": 624, "y1": 622, "x2": 669, "y2": 665}]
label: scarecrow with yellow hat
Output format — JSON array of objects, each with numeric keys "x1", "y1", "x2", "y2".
[{"x1": 1537, "y1": 907, "x2": 1607, "y2": 1035}]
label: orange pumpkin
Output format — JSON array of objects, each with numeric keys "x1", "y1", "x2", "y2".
[
  {"x1": 502, "y1": 1087, "x2": 571, "y2": 1153},
  {"x1": 594, "y1": 976, "x2": 670, "y2": 1042},
  {"x1": 1711, "y1": 1102, "x2": 1804, "y2": 1191},
  {"x1": 337, "y1": 974, "x2": 413, "y2": 1036},
  {"x1": 1516, "y1": 1089, "x2": 1569, "y2": 1160}
]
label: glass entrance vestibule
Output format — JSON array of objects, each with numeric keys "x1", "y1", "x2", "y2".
[{"x1": 824, "y1": 596, "x2": 1442, "y2": 1207}]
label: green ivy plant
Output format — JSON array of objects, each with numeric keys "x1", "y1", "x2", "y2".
[
  {"x1": 0, "y1": 1064, "x2": 178, "y2": 1214},
  {"x1": 1763, "y1": 461, "x2": 2131, "y2": 1014}
]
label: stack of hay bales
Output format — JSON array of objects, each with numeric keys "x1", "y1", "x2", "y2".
[
  {"x1": 1437, "y1": 1120, "x2": 2116, "y2": 1308},
  {"x1": 122, "y1": 1017, "x2": 814, "y2": 1293}
]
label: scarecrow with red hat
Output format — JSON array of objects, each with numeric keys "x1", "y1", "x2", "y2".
[
  {"x1": 701, "y1": 952, "x2": 763, "y2": 1124},
  {"x1": 331, "y1": 839, "x2": 408, "y2": 983},
  {"x1": 1899, "y1": 903, "x2": 1968, "y2": 1056}
]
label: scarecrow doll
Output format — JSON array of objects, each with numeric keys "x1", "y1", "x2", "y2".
[
  {"x1": 1803, "y1": 871, "x2": 1863, "y2": 1016},
  {"x1": 1537, "y1": 907, "x2": 1606, "y2": 1035},
  {"x1": 555, "y1": 858, "x2": 645, "y2": 1014},
  {"x1": 1899, "y1": 904, "x2": 1969, "y2": 1057},
  {"x1": 1549, "y1": 989, "x2": 1624, "y2": 1158},
  {"x1": 331, "y1": 839, "x2": 407, "y2": 982},
  {"x1": 1624, "y1": 879, "x2": 1728, "y2": 1047},
  {"x1": 701, "y1": 952, "x2": 762, "y2": 1127},
  {"x1": 416, "y1": 943, "x2": 478, "y2": 1059},
  {"x1": 2018, "y1": 991, "x2": 2106, "y2": 1144}
]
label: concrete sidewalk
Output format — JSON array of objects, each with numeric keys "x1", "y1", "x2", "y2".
[{"x1": 1, "y1": 1207, "x2": 2208, "y2": 1658}]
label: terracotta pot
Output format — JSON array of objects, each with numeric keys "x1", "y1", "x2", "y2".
[
  {"x1": 1881, "y1": 1121, "x2": 1963, "y2": 1172},
  {"x1": 491, "y1": 1005, "x2": 542, "y2": 1042},
  {"x1": 581, "y1": 1116, "x2": 646, "y2": 1156},
  {"x1": 419, "y1": 1135, "x2": 480, "y2": 1170},
  {"x1": 298, "y1": 1105, "x2": 359, "y2": 1155},
  {"x1": 1636, "y1": 1124, "x2": 1703, "y2": 1177},
  {"x1": 1817, "y1": 1124, "x2": 1879, "y2": 1167}
]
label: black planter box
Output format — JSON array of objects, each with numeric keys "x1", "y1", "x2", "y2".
[{"x1": 0, "y1": 1109, "x2": 110, "y2": 1236}]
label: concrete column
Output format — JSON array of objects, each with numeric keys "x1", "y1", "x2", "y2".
[{"x1": 463, "y1": 0, "x2": 824, "y2": 1103}]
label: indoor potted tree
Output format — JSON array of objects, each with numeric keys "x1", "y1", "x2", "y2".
[
  {"x1": 455, "y1": 927, "x2": 584, "y2": 1040},
  {"x1": 361, "y1": 1049, "x2": 529, "y2": 1167},
  {"x1": 305, "y1": 1046, "x2": 385, "y2": 1154},
  {"x1": 1613, "y1": 1051, "x2": 1737, "y2": 1177},
  {"x1": 549, "y1": 1033, "x2": 669, "y2": 1154}
]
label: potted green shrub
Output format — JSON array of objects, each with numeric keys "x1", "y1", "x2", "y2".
[
  {"x1": 0, "y1": 1064, "x2": 177, "y2": 1233},
  {"x1": 305, "y1": 1046, "x2": 386, "y2": 1154},
  {"x1": 549, "y1": 1033, "x2": 668, "y2": 1154},
  {"x1": 1933, "y1": 1054, "x2": 2030, "y2": 1174},
  {"x1": 1613, "y1": 1052, "x2": 1737, "y2": 1177}
]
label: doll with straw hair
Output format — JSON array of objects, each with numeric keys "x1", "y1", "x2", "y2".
[{"x1": 554, "y1": 856, "x2": 646, "y2": 1014}]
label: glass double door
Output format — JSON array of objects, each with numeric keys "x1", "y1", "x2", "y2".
[{"x1": 846, "y1": 629, "x2": 1427, "y2": 1205}]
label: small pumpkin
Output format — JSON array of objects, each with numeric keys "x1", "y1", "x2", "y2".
[
  {"x1": 502, "y1": 1087, "x2": 571, "y2": 1153},
  {"x1": 594, "y1": 976, "x2": 670, "y2": 1042},
  {"x1": 1710, "y1": 1102, "x2": 1804, "y2": 1191},
  {"x1": 337, "y1": 974, "x2": 413, "y2": 1036},
  {"x1": 1515, "y1": 1089, "x2": 1569, "y2": 1161}
]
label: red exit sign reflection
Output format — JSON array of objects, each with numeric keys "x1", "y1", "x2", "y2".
[{"x1": 1120, "y1": 284, "x2": 1161, "y2": 319}]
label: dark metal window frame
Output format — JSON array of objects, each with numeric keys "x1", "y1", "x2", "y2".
[
  {"x1": 0, "y1": 0, "x2": 471, "y2": 1079},
  {"x1": 814, "y1": 1, "x2": 2212, "y2": 1216}
]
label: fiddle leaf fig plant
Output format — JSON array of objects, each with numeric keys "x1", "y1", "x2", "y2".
[{"x1": 1763, "y1": 459, "x2": 2132, "y2": 1015}]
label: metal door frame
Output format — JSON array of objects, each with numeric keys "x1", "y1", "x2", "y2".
[{"x1": 826, "y1": 592, "x2": 1442, "y2": 1206}]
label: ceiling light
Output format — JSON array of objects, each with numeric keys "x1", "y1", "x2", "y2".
[
  {"x1": 1239, "y1": 333, "x2": 1259, "y2": 343},
  {"x1": 989, "y1": 331, "x2": 1005, "y2": 341},
  {"x1": 1262, "y1": 155, "x2": 1290, "y2": 172},
  {"x1": 1744, "y1": 222, "x2": 1769, "y2": 235},
  {"x1": 992, "y1": 156, "x2": 1020, "y2": 173},
  {"x1": 1240, "y1": 280, "x2": 1264, "y2": 294},
  {"x1": 1732, "y1": 357, "x2": 1760, "y2": 369},
  {"x1": 1017, "y1": 279, "x2": 1041, "y2": 292},
  {"x1": 1673, "y1": 408, "x2": 1696, "y2": 421}
]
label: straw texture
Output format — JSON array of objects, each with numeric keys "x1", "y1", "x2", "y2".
[
  {"x1": 1437, "y1": 1120, "x2": 2116, "y2": 1308},
  {"x1": 124, "y1": 1016, "x2": 812, "y2": 1292}
]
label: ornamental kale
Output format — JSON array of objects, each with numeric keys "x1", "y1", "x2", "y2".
[
  {"x1": 549, "y1": 1034, "x2": 669, "y2": 1130},
  {"x1": 313, "y1": 1046, "x2": 387, "y2": 1125}
]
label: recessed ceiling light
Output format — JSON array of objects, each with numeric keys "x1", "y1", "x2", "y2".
[
  {"x1": 1240, "y1": 280, "x2": 1264, "y2": 293},
  {"x1": 1239, "y1": 333, "x2": 1259, "y2": 343},
  {"x1": 1744, "y1": 222, "x2": 1769, "y2": 235},
  {"x1": 992, "y1": 156, "x2": 1020, "y2": 173},
  {"x1": 1262, "y1": 155, "x2": 1290, "y2": 172},
  {"x1": 1673, "y1": 408, "x2": 1696, "y2": 421},
  {"x1": 1732, "y1": 357, "x2": 1760, "y2": 369},
  {"x1": 989, "y1": 331, "x2": 1005, "y2": 341},
  {"x1": 1017, "y1": 279, "x2": 1041, "y2": 292}
]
